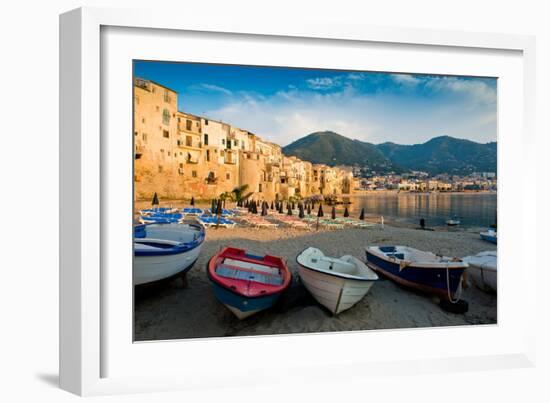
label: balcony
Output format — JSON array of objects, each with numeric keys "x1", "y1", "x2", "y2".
[
  {"x1": 177, "y1": 139, "x2": 202, "y2": 150},
  {"x1": 224, "y1": 155, "x2": 237, "y2": 165}
]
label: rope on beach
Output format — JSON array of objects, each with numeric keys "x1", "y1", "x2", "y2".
[{"x1": 445, "y1": 262, "x2": 462, "y2": 304}]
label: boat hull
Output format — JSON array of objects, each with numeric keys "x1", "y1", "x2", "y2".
[
  {"x1": 480, "y1": 233, "x2": 497, "y2": 244},
  {"x1": 365, "y1": 250, "x2": 465, "y2": 301},
  {"x1": 297, "y1": 266, "x2": 375, "y2": 315},
  {"x1": 211, "y1": 282, "x2": 281, "y2": 319},
  {"x1": 134, "y1": 244, "x2": 202, "y2": 285},
  {"x1": 464, "y1": 252, "x2": 497, "y2": 292}
]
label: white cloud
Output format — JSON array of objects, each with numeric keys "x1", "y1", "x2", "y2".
[
  {"x1": 194, "y1": 83, "x2": 233, "y2": 95},
  {"x1": 305, "y1": 77, "x2": 341, "y2": 90},
  {"x1": 391, "y1": 73, "x2": 421, "y2": 86},
  {"x1": 200, "y1": 75, "x2": 497, "y2": 146},
  {"x1": 424, "y1": 76, "x2": 496, "y2": 105}
]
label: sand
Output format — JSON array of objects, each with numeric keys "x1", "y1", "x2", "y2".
[{"x1": 134, "y1": 222, "x2": 497, "y2": 341}]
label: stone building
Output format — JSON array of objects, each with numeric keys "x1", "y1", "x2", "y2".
[{"x1": 133, "y1": 77, "x2": 353, "y2": 201}]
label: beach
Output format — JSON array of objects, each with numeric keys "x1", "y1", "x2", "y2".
[{"x1": 134, "y1": 221, "x2": 497, "y2": 341}]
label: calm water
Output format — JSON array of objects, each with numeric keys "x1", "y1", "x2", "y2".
[{"x1": 342, "y1": 192, "x2": 496, "y2": 230}]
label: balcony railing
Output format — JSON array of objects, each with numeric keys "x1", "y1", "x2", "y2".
[{"x1": 177, "y1": 139, "x2": 202, "y2": 149}]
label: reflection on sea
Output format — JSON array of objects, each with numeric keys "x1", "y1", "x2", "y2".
[{"x1": 339, "y1": 192, "x2": 496, "y2": 229}]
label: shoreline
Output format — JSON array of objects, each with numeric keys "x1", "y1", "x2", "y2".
[{"x1": 134, "y1": 222, "x2": 497, "y2": 341}]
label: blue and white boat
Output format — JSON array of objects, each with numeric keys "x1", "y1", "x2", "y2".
[
  {"x1": 365, "y1": 245, "x2": 468, "y2": 301},
  {"x1": 480, "y1": 229, "x2": 497, "y2": 244},
  {"x1": 134, "y1": 223, "x2": 205, "y2": 285}
]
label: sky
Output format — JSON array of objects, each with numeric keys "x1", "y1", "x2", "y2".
[{"x1": 134, "y1": 61, "x2": 497, "y2": 147}]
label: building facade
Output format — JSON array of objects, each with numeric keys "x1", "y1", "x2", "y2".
[{"x1": 134, "y1": 78, "x2": 353, "y2": 201}]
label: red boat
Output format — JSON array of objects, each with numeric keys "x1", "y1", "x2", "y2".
[{"x1": 207, "y1": 247, "x2": 292, "y2": 319}]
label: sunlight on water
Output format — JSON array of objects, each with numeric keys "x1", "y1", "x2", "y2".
[{"x1": 343, "y1": 192, "x2": 496, "y2": 229}]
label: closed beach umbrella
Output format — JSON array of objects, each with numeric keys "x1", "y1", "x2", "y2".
[
  {"x1": 278, "y1": 202, "x2": 284, "y2": 214},
  {"x1": 299, "y1": 204, "x2": 305, "y2": 218},
  {"x1": 271, "y1": 201, "x2": 274, "y2": 210},
  {"x1": 359, "y1": 208, "x2": 365, "y2": 220},
  {"x1": 292, "y1": 202, "x2": 295, "y2": 211},
  {"x1": 261, "y1": 202, "x2": 268, "y2": 216},
  {"x1": 152, "y1": 192, "x2": 159, "y2": 206},
  {"x1": 307, "y1": 204, "x2": 311, "y2": 215},
  {"x1": 287, "y1": 204, "x2": 293, "y2": 216},
  {"x1": 244, "y1": 199, "x2": 249, "y2": 208},
  {"x1": 331, "y1": 206, "x2": 336, "y2": 220},
  {"x1": 190, "y1": 196, "x2": 195, "y2": 206},
  {"x1": 211, "y1": 199, "x2": 216, "y2": 214},
  {"x1": 253, "y1": 201, "x2": 258, "y2": 214},
  {"x1": 316, "y1": 204, "x2": 324, "y2": 231},
  {"x1": 215, "y1": 199, "x2": 223, "y2": 228},
  {"x1": 344, "y1": 206, "x2": 349, "y2": 217}
]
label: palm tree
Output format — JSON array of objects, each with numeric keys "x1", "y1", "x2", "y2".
[{"x1": 231, "y1": 184, "x2": 252, "y2": 203}]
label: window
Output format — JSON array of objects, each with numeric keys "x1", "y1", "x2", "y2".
[
  {"x1": 259, "y1": 184, "x2": 262, "y2": 192},
  {"x1": 222, "y1": 139, "x2": 225, "y2": 145},
  {"x1": 163, "y1": 130, "x2": 169, "y2": 138},
  {"x1": 226, "y1": 172, "x2": 231, "y2": 180},
  {"x1": 167, "y1": 151, "x2": 171, "y2": 156},
  {"x1": 156, "y1": 106, "x2": 159, "y2": 112},
  {"x1": 206, "y1": 150, "x2": 210, "y2": 162},
  {"x1": 158, "y1": 165, "x2": 163, "y2": 173},
  {"x1": 235, "y1": 140, "x2": 238, "y2": 147},
  {"x1": 204, "y1": 134, "x2": 209, "y2": 145},
  {"x1": 142, "y1": 133, "x2": 147, "y2": 142},
  {"x1": 179, "y1": 163, "x2": 183, "y2": 168},
  {"x1": 226, "y1": 139, "x2": 231, "y2": 149},
  {"x1": 135, "y1": 96, "x2": 139, "y2": 105},
  {"x1": 204, "y1": 119, "x2": 209, "y2": 125},
  {"x1": 134, "y1": 131, "x2": 138, "y2": 136},
  {"x1": 162, "y1": 109, "x2": 170, "y2": 125},
  {"x1": 220, "y1": 150, "x2": 225, "y2": 157},
  {"x1": 192, "y1": 171, "x2": 197, "y2": 178},
  {"x1": 163, "y1": 89, "x2": 170, "y2": 103},
  {"x1": 142, "y1": 118, "x2": 145, "y2": 124},
  {"x1": 186, "y1": 120, "x2": 192, "y2": 131},
  {"x1": 186, "y1": 136, "x2": 192, "y2": 147}
]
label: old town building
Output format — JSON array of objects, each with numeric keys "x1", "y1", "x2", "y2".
[{"x1": 134, "y1": 78, "x2": 353, "y2": 201}]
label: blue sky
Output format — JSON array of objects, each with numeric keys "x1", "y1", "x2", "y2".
[{"x1": 134, "y1": 61, "x2": 497, "y2": 147}]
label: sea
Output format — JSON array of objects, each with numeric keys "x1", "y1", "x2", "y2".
[{"x1": 339, "y1": 192, "x2": 497, "y2": 230}]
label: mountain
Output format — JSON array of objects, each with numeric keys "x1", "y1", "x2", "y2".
[
  {"x1": 282, "y1": 131, "x2": 394, "y2": 171},
  {"x1": 377, "y1": 136, "x2": 497, "y2": 175},
  {"x1": 283, "y1": 131, "x2": 496, "y2": 175}
]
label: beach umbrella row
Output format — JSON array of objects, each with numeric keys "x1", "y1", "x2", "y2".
[{"x1": 181, "y1": 194, "x2": 367, "y2": 222}]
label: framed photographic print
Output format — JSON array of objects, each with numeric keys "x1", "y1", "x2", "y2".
[{"x1": 60, "y1": 7, "x2": 537, "y2": 396}]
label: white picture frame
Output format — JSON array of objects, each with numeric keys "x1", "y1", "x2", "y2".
[{"x1": 60, "y1": 6, "x2": 537, "y2": 396}]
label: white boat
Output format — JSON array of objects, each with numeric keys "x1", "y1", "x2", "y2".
[
  {"x1": 446, "y1": 216, "x2": 460, "y2": 226},
  {"x1": 463, "y1": 251, "x2": 497, "y2": 292},
  {"x1": 296, "y1": 247, "x2": 378, "y2": 315},
  {"x1": 134, "y1": 223, "x2": 205, "y2": 285}
]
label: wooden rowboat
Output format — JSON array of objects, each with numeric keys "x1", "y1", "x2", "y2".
[{"x1": 296, "y1": 247, "x2": 378, "y2": 315}]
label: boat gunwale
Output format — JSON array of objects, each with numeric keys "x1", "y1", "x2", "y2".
[
  {"x1": 366, "y1": 246, "x2": 468, "y2": 269},
  {"x1": 134, "y1": 223, "x2": 205, "y2": 257},
  {"x1": 295, "y1": 250, "x2": 379, "y2": 282},
  {"x1": 207, "y1": 247, "x2": 292, "y2": 298}
]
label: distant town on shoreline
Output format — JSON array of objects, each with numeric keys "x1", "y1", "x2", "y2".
[{"x1": 134, "y1": 77, "x2": 496, "y2": 202}]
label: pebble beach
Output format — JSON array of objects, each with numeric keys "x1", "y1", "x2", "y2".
[{"x1": 134, "y1": 220, "x2": 497, "y2": 341}]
